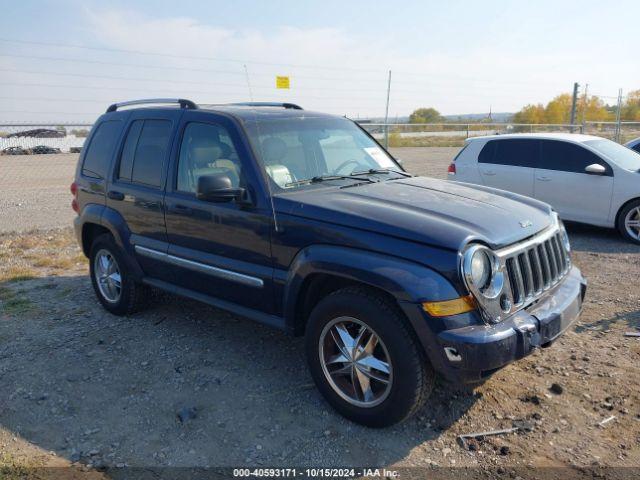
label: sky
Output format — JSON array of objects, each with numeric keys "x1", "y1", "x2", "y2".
[{"x1": 0, "y1": 0, "x2": 638, "y2": 123}]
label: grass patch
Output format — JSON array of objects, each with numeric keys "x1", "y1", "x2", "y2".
[
  {"x1": 0, "y1": 286, "x2": 36, "y2": 316},
  {"x1": 26, "y1": 252, "x2": 87, "y2": 271},
  {"x1": 0, "y1": 266, "x2": 37, "y2": 283},
  {"x1": 388, "y1": 133, "x2": 466, "y2": 148},
  {"x1": 0, "y1": 452, "x2": 44, "y2": 480}
]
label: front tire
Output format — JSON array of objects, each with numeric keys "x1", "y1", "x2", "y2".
[
  {"x1": 305, "y1": 287, "x2": 434, "y2": 427},
  {"x1": 89, "y1": 233, "x2": 149, "y2": 315},
  {"x1": 617, "y1": 199, "x2": 640, "y2": 244}
]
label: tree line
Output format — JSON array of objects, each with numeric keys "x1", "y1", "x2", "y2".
[
  {"x1": 513, "y1": 90, "x2": 640, "y2": 124},
  {"x1": 408, "y1": 89, "x2": 640, "y2": 125}
]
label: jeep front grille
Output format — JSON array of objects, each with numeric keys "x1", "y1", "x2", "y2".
[{"x1": 500, "y1": 230, "x2": 570, "y2": 308}]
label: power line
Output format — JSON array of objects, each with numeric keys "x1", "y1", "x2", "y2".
[
  {"x1": 0, "y1": 65, "x2": 565, "y2": 97},
  {"x1": 0, "y1": 53, "x2": 390, "y2": 84},
  {"x1": 0, "y1": 68, "x2": 393, "y2": 94},
  {"x1": 0, "y1": 37, "x2": 384, "y2": 73}
]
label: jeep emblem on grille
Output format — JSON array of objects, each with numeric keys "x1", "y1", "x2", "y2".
[{"x1": 519, "y1": 220, "x2": 533, "y2": 228}]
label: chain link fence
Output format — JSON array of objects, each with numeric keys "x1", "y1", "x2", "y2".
[
  {"x1": 359, "y1": 122, "x2": 640, "y2": 148},
  {"x1": 0, "y1": 123, "x2": 92, "y2": 154},
  {"x1": 2, "y1": 121, "x2": 639, "y2": 155}
]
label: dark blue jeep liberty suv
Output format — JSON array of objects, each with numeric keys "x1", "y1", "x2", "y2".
[{"x1": 72, "y1": 99, "x2": 586, "y2": 427}]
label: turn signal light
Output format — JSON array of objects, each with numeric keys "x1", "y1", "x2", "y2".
[{"x1": 422, "y1": 295, "x2": 476, "y2": 317}]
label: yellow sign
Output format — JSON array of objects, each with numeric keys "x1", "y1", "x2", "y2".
[{"x1": 276, "y1": 76, "x2": 290, "y2": 89}]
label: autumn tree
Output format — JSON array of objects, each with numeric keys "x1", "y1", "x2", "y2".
[
  {"x1": 545, "y1": 94, "x2": 573, "y2": 123},
  {"x1": 513, "y1": 93, "x2": 614, "y2": 124},
  {"x1": 580, "y1": 95, "x2": 613, "y2": 122},
  {"x1": 622, "y1": 90, "x2": 640, "y2": 121},
  {"x1": 512, "y1": 104, "x2": 546, "y2": 124}
]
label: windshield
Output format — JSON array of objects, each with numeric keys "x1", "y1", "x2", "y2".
[
  {"x1": 243, "y1": 116, "x2": 402, "y2": 189},
  {"x1": 584, "y1": 139, "x2": 640, "y2": 171}
]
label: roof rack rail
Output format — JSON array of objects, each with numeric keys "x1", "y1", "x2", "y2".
[
  {"x1": 106, "y1": 98, "x2": 198, "y2": 113},
  {"x1": 228, "y1": 102, "x2": 303, "y2": 110}
]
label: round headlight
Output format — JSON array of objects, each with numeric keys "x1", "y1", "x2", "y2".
[
  {"x1": 470, "y1": 249, "x2": 491, "y2": 289},
  {"x1": 462, "y1": 244, "x2": 504, "y2": 301},
  {"x1": 559, "y1": 222, "x2": 571, "y2": 252}
]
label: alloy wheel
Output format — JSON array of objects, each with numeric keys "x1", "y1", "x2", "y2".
[
  {"x1": 319, "y1": 317, "x2": 393, "y2": 408},
  {"x1": 94, "y1": 249, "x2": 122, "y2": 303},
  {"x1": 625, "y1": 207, "x2": 640, "y2": 241}
]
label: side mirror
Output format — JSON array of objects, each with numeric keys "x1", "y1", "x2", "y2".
[
  {"x1": 196, "y1": 173, "x2": 245, "y2": 203},
  {"x1": 585, "y1": 163, "x2": 606, "y2": 175}
]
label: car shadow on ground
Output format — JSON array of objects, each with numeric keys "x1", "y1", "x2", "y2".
[
  {"x1": 0, "y1": 274, "x2": 479, "y2": 469},
  {"x1": 565, "y1": 221, "x2": 640, "y2": 254},
  {"x1": 575, "y1": 308, "x2": 640, "y2": 334}
]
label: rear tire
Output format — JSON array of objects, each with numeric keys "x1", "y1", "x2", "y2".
[
  {"x1": 305, "y1": 286, "x2": 434, "y2": 427},
  {"x1": 617, "y1": 199, "x2": 640, "y2": 244},
  {"x1": 89, "y1": 233, "x2": 149, "y2": 315}
]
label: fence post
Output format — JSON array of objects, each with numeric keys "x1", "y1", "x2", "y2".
[{"x1": 466, "y1": 124, "x2": 469, "y2": 138}]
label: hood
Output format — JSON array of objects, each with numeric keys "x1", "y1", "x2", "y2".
[{"x1": 275, "y1": 176, "x2": 553, "y2": 251}]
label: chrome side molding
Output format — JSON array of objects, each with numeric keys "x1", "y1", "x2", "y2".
[{"x1": 134, "y1": 246, "x2": 264, "y2": 288}]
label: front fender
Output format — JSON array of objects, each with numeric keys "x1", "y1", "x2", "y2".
[{"x1": 283, "y1": 244, "x2": 459, "y2": 331}]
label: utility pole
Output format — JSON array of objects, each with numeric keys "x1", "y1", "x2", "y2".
[
  {"x1": 569, "y1": 82, "x2": 579, "y2": 132},
  {"x1": 384, "y1": 70, "x2": 392, "y2": 149},
  {"x1": 614, "y1": 88, "x2": 623, "y2": 143},
  {"x1": 580, "y1": 83, "x2": 589, "y2": 134}
]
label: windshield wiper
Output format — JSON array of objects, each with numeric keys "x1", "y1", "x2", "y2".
[
  {"x1": 350, "y1": 168, "x2": 412, "y2": 177},
  {"x1": 285, "y1": 174, "x2": 378, "y2": 188}
]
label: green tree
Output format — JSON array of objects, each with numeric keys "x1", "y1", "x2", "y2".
[{"x1": 409, "y1": 107, "x2": 442, "y2": 123}]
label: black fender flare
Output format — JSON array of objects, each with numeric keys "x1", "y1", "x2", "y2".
[
  {"x1": 283, "y1": 244, "x2": 459, "y2": 332},
  {"x1": 77, "y1": 204, "x2": 144, "y2": 279}
]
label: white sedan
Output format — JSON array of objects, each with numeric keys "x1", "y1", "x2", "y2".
[{"x1": 448, "y1": 133, "x2": 640, "y2": 243}]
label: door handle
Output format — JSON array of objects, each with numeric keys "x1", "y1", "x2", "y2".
[
  {"x1": 107, "y1": 190, "x2": 125, "y2": 201},
  {"x1": 483, "y1": 170, "x2": 496, "y2": 176},
  {"x1": 536, "y1": 177, "x2": 551, "y2": 182},
  {"x1": 168, "y1": 204, "x2": 193, "y2": 216}
]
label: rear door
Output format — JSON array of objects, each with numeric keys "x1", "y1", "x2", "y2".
[
  {"x1": 477, "y1": 139, "x2": 538, "y2": 197},
  {"x1": 535, "y1": 140, "x2": 614, "y2": 224},
  {"x1": 106, "y1": 110, "x2": 179, "y2": 280}
]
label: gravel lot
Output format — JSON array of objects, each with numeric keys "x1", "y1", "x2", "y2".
[{"x1": 1, "y1": 148, "x2": 639, "y2": 477}]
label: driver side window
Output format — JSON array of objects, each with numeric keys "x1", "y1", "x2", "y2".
[{"x1": 177, "y1": 122, "x2": 243, "y2": 193}]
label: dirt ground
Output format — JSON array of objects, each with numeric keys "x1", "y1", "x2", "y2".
[{"x1": 1, "y1": 148, "x2": 639, "y2": 478}]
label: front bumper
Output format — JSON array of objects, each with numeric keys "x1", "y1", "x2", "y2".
[{"x1": 430, "y1": 266, "x2": 586, "y2": 383}]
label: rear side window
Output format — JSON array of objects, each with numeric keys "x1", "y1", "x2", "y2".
[
  {"x1": 82, "y1": 120, "x2": 123, "y2": 178},
  {"x1": 632, "y1": 143, "x2": 640, "y2": 154},
  {"x1": 118, "y1": 120, "x2": 144, "y2": 181},
  {"x1": 479, "y1": 139, "x2": 538, "y2": 167},
  {"x1": 117, "y1": 119, "x2": 172, "y2": 188},
  {"x1": 539, "y1": 140, "x2": 609, "y2": 174}
]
